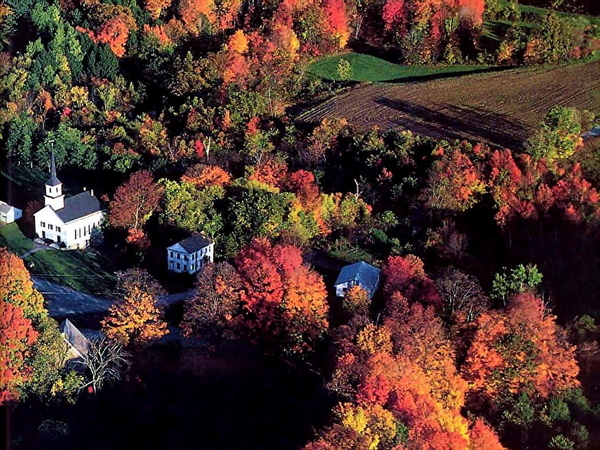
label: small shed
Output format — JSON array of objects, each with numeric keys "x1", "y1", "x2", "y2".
[
  {"x1": 334, "y1": 261, "x2": 381, "y2": 299},
  {"x1": 0, "y1": 201, "x2": 22, "y2": 224}
]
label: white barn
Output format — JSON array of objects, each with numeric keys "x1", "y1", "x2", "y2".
[
  {"x1": 0, "y1": 201, "x2": 22, "y2": 224},
  {"x1": 33, "y1": 154, "x2": 104, "y2": 249},
  {"x1": 167, "y1": 234, "x2": 214, "y2": 274}
]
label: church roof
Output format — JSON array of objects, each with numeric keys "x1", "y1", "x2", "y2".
[
  {"x1": 47, "y1": 153, "x2": 61, "y2": 187},
  {"x1": 168, "y1": 234, "x2": 213, "y2": 253},
  {"x1": 55, "y1": 191, "x2": 102, "y2": 223}
]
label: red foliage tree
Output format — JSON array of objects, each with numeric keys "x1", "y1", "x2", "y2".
[
  {"x1": 109, "y1": 170, "x2": 162, "y2": 232},
  {"x1": 235, "y1": 239, "x2": 329, "y2": 354},
  {"x1": 382, "y1": 254, "x2": 441, "y2": 307},
  {"x1": 322, "y1": 0, "x2": 350, "y2": 48},
  {"x1": 0, "y1": 300, "x2": 38, "y2": 405}
]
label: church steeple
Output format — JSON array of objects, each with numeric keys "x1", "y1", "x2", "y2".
[
  {"x1": 45, "y1": 153, "x2": 64, "y2": 210},
  {"x1": 47, "y1": 152, "x2": 61, "y2": 187}
]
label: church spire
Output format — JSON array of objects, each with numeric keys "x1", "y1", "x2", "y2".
[{"x1": 47, "y1": 152, "x2": 61, "y2": 187}]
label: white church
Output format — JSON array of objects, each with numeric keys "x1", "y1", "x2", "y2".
[{"x1": 34, "y1": 154, "x2": 104, "y2": 249}]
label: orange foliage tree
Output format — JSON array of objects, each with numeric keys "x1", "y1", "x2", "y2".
[
  {"x1": 102, "y1": 269, "x2": 169, "y2": 347},
  {"x1": 462, "y1": 292, "x2": 579, "y2": 403},
  {"x1": 144, "y1": 0, "x2": 172, "y2": 20},
  {"x1": 181, "y1": 164, "x2": 232, "y2": 188},
  {"x1": 234, "y1": 239, "x2": 329, "y2": 354},
  {"x1": 179, "y1": 0, "x2": 215, "y2": 32},
  {"x1": 0, "y1": 249, "x2": 45, "y2": 320}
]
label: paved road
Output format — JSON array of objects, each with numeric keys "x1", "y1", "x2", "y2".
[{"x1": 32, "y1": 277, "x2": 196, "y2": 318}]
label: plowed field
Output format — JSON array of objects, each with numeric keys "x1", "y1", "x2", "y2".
[{"x1": 298, "y1": 61, "x2": 600, "y2": 149}]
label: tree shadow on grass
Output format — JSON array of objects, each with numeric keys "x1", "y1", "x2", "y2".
[
  {"x1": 383, "y1": 65, "x2": 514, "y2": 84},
  {"x1": 374, "y1": 97, "x2": 529, "y2": 149}
]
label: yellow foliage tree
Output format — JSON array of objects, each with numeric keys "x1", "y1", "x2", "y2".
[{"x1": 102, "y1": 269, "x2": 168, "y2": 347}]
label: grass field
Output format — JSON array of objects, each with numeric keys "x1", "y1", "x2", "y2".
[
  {"x1": 0, "y1": 221, "x2": 115, "y2": 295},
  {"x1": 298, "y1": 60, "x2": 600, "y2": 149},
  {"x1": 307, "y1": 53, "x2": 491, "y2": 82},
  {"x1": 0, "y1": 223, "x2": 34, "y2": 255},
  {"x1": 25, "y1": 249, "x2": 115, "y2": 296}
]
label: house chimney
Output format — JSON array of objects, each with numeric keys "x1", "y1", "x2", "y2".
[
  {"x1": 90, "y1": 189, "x2": 94, "y2": 197},
  {"x1": 83, "y1": 186, "x2": 86, "y2": 191}
]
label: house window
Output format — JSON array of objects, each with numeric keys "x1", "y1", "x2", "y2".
[
  {"x1": 184, "y1": 265, "x2": 187, "y2": 271},
  {"x1": 56, "y1": 226, "x2": 61, "y2": 232},
  {"x1": 41, "y1": 222, "x2": 46, "y2": 228},
  {"x1": 184, "y1": 255, "x2": 188, "y2": 261},
  {"x1": 48, "y1": 224, "x2": 53, "y2": 230},
  {"x1": 191, "y1": 264, "x2": 195, "y2": 271},
  {"x1": 169, "y1": 251, "x2": 173, "y2": 258},
  {"x1": 177, "y1": 253, "x2": 180, "y2": 259},
  {"x1": 177, "y1": 263, "x2": 181, "y2": 269},
  {"x1": 84, "y1": 227, "x2": 87, "y2": 236}
]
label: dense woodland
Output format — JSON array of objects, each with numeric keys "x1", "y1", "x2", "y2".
[{"x1": 1, "y1": 0, "x2": 600, "y2": 448}]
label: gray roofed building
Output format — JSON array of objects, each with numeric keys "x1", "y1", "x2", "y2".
[
  {"x1": 55, "y1": 191, "x2": 101, "y2": 223},
  {"x1": 167, "y1": 234, "x2": 215, "y2": 275},
  {"x1": 0, "y1": 202, "x2": 11, "y2": 214},
  {"x1": 0, "y1": 201, "x2": 22, "y2": 223},
  {"x1": 176, "y1": 234, "x2": 213, "y2": 253},
  {"x1": 59, "y1": 318, "x2": 90, "y2": 359},
  {"x1": 334, "y1": 261, "x2": 381, "y2": 299}
]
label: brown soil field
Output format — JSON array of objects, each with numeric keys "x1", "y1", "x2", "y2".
[{"x1": 298, "y1": 61, "x2": 600, "y2": 149}]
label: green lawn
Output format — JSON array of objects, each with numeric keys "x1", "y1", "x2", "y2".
[
  {"x1": 25, "y1": 249, "x2": 116, "y2": 296},
  {"x1": 307, "y1": 53, "x2": 491, "y2": 82},
  {"x1": 0, "y1": 223, "x2": 34, "y2": 256}
]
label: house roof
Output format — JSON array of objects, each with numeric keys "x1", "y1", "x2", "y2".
[
  {"x1": 335, "y1": 261, "x2": 381, "y2": 294},
  {"x1": 582, "y1": 126, "x2": 600, "y2": 140},
  {"x1": 168, "y1": 234, "x2": 213, "y2": 253},
  {"x1": 55, "y1": 191, "x2": 102, "y2": 223},
  {"x1": 0, "y1": 201, "x2": 14, "y2": 214},
  {"x1": 59, "y1": 319, "x2": 90, "y2": 357},
  {"x1": 47, "y1": 152, "x2": 62, "y2": 187}
]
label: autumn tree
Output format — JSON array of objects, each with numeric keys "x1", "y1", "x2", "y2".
[
  {"x1": 181, "y1": 164, "x2": 232, "y2": 188},
  {"x1": 0, "y1": 249, "x2": 45, "y2": 320},
  {"x1": 0, "y1": 300, "x2": 38, "y2": 404},
  {"x1": 382, "y1": 254, "x2": 441, "y2": 307},
  {"x1": 435, "y1": 267, "x2": 490, "y2": 322},
  {"x1": 462, "y1": 292, "x2": 580, "y2": 404},
  {"x1": 144, "y1": 0, "x2": 172, "y2": 20},
  {"x1": 181, "y1": 262, "x2": 243, "y2": 338},
  {"x1": 234, "y1": 239, "x2": 329, "y2": 354},
  {"x1": 423, "y1": 147, "x2": 485, "y2": 213},
  {"x1": 102, "y1": 269, "x2": 168, "y2": 347},
  {"x1": 527, "y1": 106, "x2": 583, "y2": 161},
  {"x1": 109, "y1": 170, "x2": 162, "y2": 237}
]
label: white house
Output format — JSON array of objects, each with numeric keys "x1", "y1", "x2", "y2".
[
  {"x1": 0, "y1": 201, "x2": 22, "y2": 224},
  {"x1": 167, "y1": 234, "x2": 214, "y2": 274},
  {"x1": 33, "y1": 154, "x2": 104, "y2": 249},
  {"x1": 334, "y1": 261, "x2": 381, "y2": 299}
]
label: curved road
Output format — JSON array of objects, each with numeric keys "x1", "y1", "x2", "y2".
[{"x1": 33, "y1": 277, "x2": 195, "y2": 318}]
